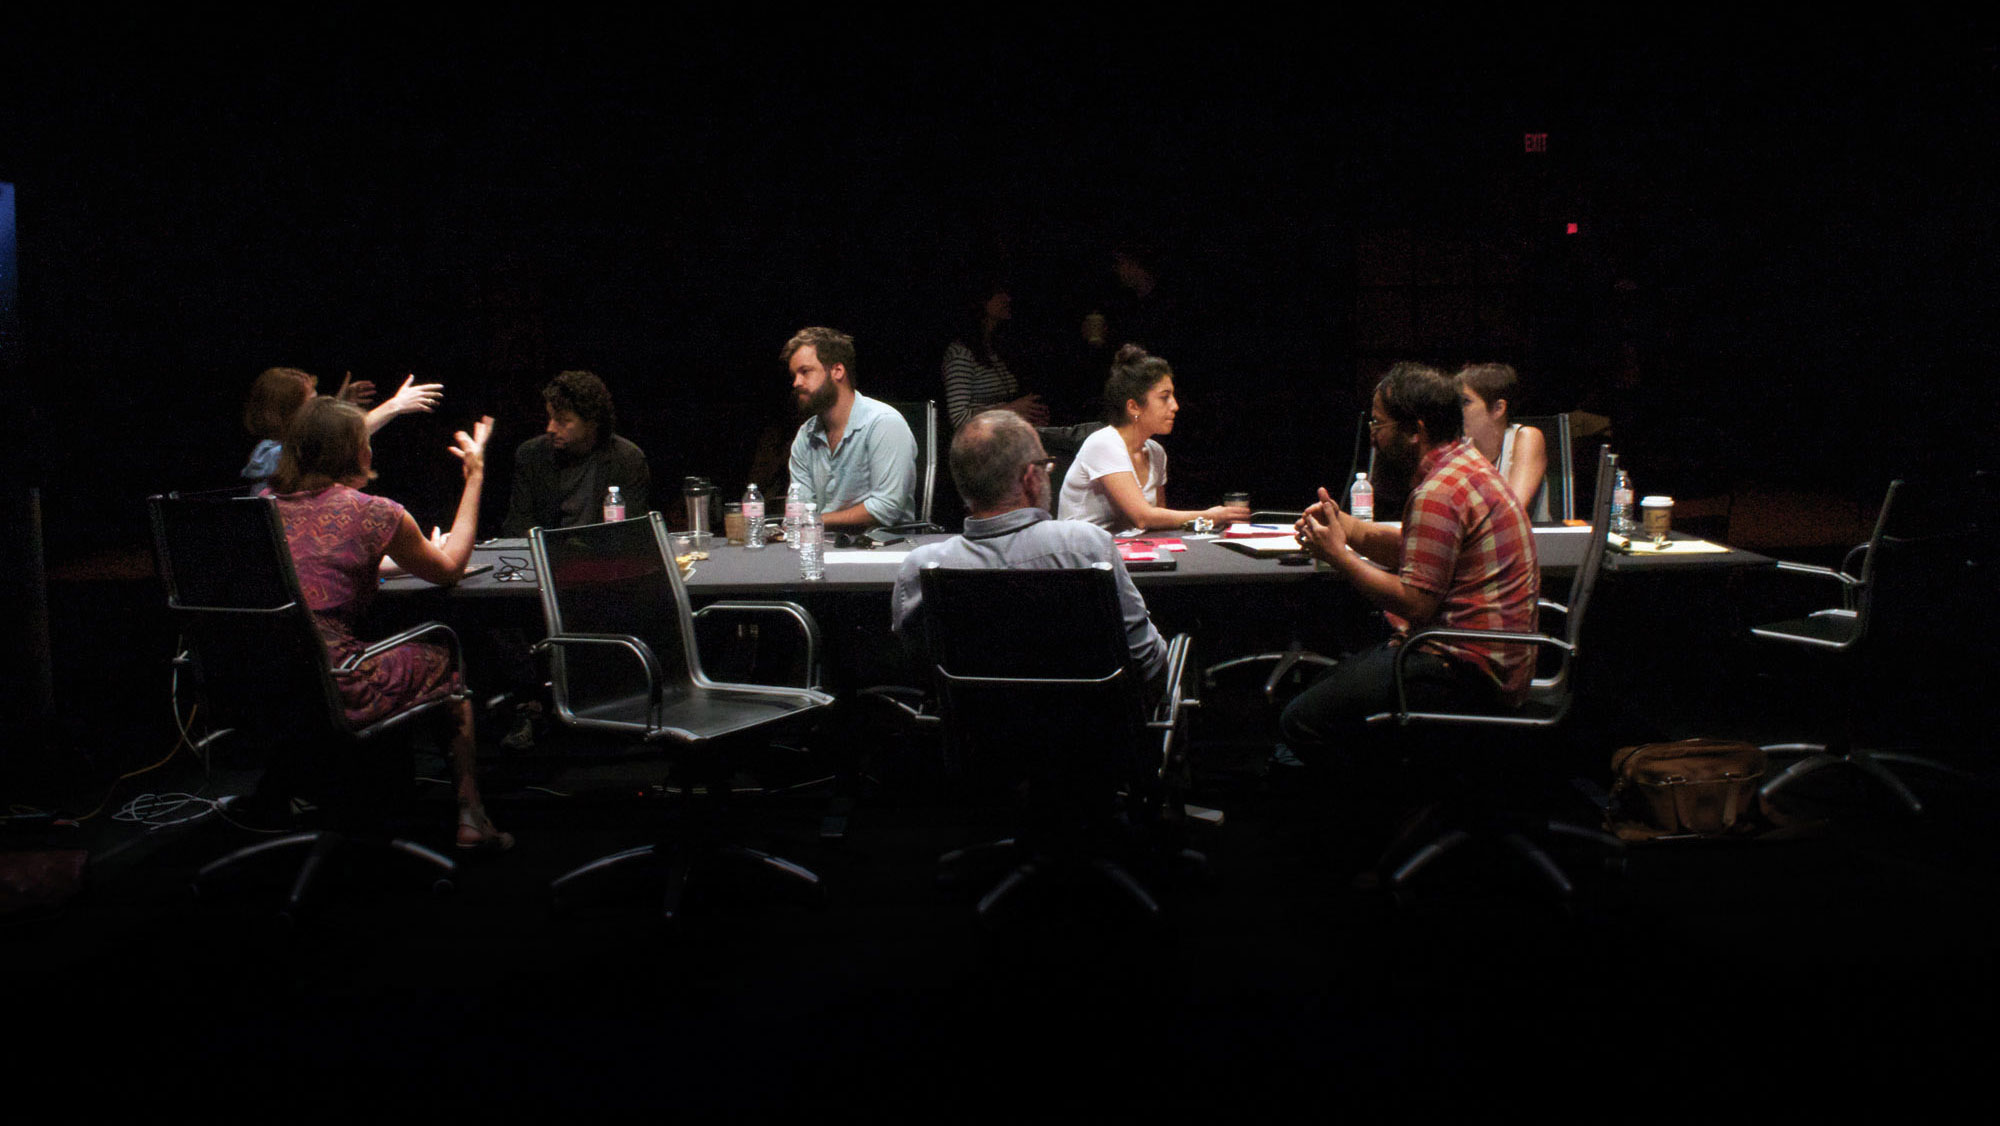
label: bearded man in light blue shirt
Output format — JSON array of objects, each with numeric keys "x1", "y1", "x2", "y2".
[{"x1": 784, "y1": 326, "x2": 917, "y2": 530}]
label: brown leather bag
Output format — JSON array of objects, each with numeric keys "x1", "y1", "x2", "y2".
[{"x1": 1605, "y1": 739, "x2": 1767, "y2": 841}]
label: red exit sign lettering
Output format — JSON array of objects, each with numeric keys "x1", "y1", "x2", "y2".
[{"x1": 1524, "y1": 133, "x2": 1548, "y2": 153}]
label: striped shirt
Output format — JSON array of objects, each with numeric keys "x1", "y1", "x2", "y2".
[
  {"x1": 1391, "y1": 438, "x2": 1540, "y2": 704},
  {"x1": 941, "y1": 341, "x2": 1020, "y2": 428}
]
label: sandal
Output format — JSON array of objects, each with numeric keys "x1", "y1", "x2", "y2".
[{"x1": 456, "y1": 808, "x2": 516, "y2": 854}]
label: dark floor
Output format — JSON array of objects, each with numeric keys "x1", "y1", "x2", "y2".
[{"x1": 5, "y1": 540, "x2": 1997, "y2": 1114}]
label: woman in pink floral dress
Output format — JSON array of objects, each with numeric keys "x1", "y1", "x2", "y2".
[{"x1": 272, "y1": 397, "x2": 512, "y2": 852}]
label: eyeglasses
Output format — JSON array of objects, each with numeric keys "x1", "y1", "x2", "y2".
[
  {"x1": 1367, "y1": 417, "x2": 1395, "y2": 432},
  {"x1": 1027, "y1": 458, "x2": 1058, "y2": 473}
]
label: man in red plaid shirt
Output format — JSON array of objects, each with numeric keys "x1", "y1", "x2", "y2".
[{"x1": 1281, "y1": 362, "x2": 1539, "y2": 756}]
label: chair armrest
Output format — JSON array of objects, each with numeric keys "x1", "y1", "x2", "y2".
[
  {"x1": 1774, "y1": 559, "x2": 1863, "y2": 587},
  {"x1": 533, "y1": 633, "x2": 668, "y2": 720},
  {"x1": 857, "y1": 683, "x2": 942, "y2": 727},
  {"x1": 1389, "y1": 627, "x2": 1573, "y2": 720},
  {"x1": 693, "y1": 600, "x2": 824, "y2": 688},
  {"x1": 340, "y1": 620, "x2": 463, "y2": 675},
  {"x1": 1536, "y1": 598, "x2": 1569, "y2": 617}
]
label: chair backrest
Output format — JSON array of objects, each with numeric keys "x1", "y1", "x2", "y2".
[
  {"x1": 915, "y1": 563, "x2": 1145, "y2": 797},
  {"x1": 1843, "y1": 478, "x2": 1904, "y2": 641},
  {"x1": 884, "y1": 399, "x2": 938, "y2": 526},
  {"x1": 147, "y1": 492, "x2": 347, "y2": 741},
  {"x1": 1344, "y1": 409, "x2": 1378, "y2": 500},
  {"x1": 532, "y1": 512, "x2": 703, "y2": 719},
  {"x1": 1512, "y1": 413, "x2": 1575, "y2": 522},
  {"x1": 1558, "y1": 445, "x2": 1617, "y2": 648}
]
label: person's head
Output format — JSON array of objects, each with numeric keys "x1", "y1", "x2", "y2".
[
  {"x1": 273, "y1": 397, "x2": 372, "y2": 493},
  {"x1": 949, "y1": 409, "x2": 1053, "y2": 516},
  {"x1": 1370, "y1": 362, "x2": 1462, "y2": 470},
  {"x1": 954, "y1": 286, "x2": 1012, "y2": 357},
  {"x1": 1102, "y1": 343, "x2": 1177, "y2": 434},
  {"x1": 784, "y1": 326, "x2": 856, "y2": 417},
  {"x1": 243, "y1": 367, "x2": 317, "y2": 441},
  {"x1": 542, "y1": 370, "x2": 614, "y2": 453},
  {"x1": 1456, "y1": 362, "x2": 1521, "y2": 444}
]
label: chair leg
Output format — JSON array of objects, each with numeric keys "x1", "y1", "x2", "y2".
[
  {"x1": 195, "y1": 831, "x2": 322, "y2": 888},
  {"x1": 662, "y1": 850, "x2": 693, "y2": 921},
  {"x1": 717, "y1": 844, "x2": 823, "y2": 895},
  {"x1": 1087, "y1": 858, "x2": 1162, "y2": 918},
  {"x1": 1388, "y1": 827, "x2": 1474, "y2": 887},
  {"x1": 1500, "y1": 831, "x2": 1574, "y2": 899},
  {"x1": 386, "y1": 837, "x2": 456, "y2": 869},
  {"x1": 552, "y1": 843, "x2": 658, "y2": 900},
  {"x1": 976, "y1": 861, "x2": 1040, "y2": 919},
  {"x1": 284, "y1": 834, "x2": 342, "y2": 917}
]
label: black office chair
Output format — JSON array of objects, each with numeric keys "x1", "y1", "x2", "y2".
[
  {"x1": 1750, "y1": 479, "x2": 1985, "y2": 814},
  {"x1": 530, "y1": 512, "x2": 836, "y2": 919},
  {"x1": 910, "y1": 563, "x2": 1203, "y2": 922},
  {"x1": 1511, "y1": 412, "x2": 1575, "y2": 523},
  {"x1": 1360, "y1": 445, "x2": 1625, "y2": 901},
  {"x1": 882, "y1": 398, "x2": 946, "y2": 534},
  {"x1": 148, "y1": 492, "x2": 460, "y2": 920},
  {"x1": 1204, "y1": 410, "x2": 1378, "y2": 701}
]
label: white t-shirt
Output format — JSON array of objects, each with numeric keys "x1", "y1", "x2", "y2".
[{"x1": 1058, "y1": 425, "x2": 1166, "y2": 534}]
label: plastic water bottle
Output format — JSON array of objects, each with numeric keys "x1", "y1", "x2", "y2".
[
  {"x1": 602, "y1": 486, "x2": 626, "y2": 523},
  {"x1": 1611, "y1": 468, "x2": 1636, "y2": 535},
  {"x1": 742, "y1": 483, "x2": 766, "y2": 550},
  {"x1": 1349, "y1": 472, "x2": 1374, "y2": 521},
  {"x1": 784, "y1": 482, "x2": 806, "y2": 551},
  {"x1": 797, "y1": 503, "x2": 824, "y2": 580}
]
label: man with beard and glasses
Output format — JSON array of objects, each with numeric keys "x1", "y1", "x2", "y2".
[
  {"x1": 1278, "y1": 362, "x2": 1539, "y2": 759},
  {"x1": 783, "y1": 326, "x2": 917, "y2": 530}
]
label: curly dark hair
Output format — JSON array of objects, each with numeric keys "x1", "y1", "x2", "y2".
[
  {"x1": 543, "y1": 370, "x2": 615, "y2": 446},
  {"x1": 1375, "y1": 362, "x2": 1463, "y2": 444}
]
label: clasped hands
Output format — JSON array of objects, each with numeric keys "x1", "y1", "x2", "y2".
[{"x1": 1293, "y1": 486, "x2": 1349, "y2": 564}]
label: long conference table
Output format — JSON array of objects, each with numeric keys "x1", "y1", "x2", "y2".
[
  {"x1": 390, "y1": 525, "x2": 1775, "y2": 601},
  {"x1": 377, "y1": 526, "x2": 1775, "y2": 696}
]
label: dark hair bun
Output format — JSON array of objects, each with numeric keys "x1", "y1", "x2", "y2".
[{"x1": 1113, "y1": 343, "x2": 1150, "y2": 365}]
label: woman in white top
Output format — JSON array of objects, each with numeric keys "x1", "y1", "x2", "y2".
[
  {"x1": 1058, "y1": 344, "x2": 1251, "y2": 534},
  {"x1": 1457, "y1": 362, "x2": 1550, "y2": 520}
]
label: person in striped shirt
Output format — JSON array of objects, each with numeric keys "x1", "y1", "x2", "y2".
[
  {"x1": 941, "y1": 287, "x2": 1049, "y2": 430},
  {"x1": 1280, "y1": 362, "x2": 1540, "y2": 757}
]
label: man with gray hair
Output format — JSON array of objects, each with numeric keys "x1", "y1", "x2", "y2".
[{"x1": 891, "y1": 409, "x2": 1166, "y2": 687}]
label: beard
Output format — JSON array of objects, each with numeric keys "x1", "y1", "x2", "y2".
[{"x1": 796, "y1": 380, "x2": 838, "y2": 418}]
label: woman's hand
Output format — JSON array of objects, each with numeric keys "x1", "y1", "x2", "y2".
[
  {"x1": 381, "y1": 374, "x2": 444, "y2": 418},
  {"x1": 450, "y1": 416, "x2": 494, "y2": 481},
  {"x1": 1209, "y1": 502, "x2": 1253, "y2": 525},
  {"x1": 334, "y1": 371, "x2": 378, "y2": 408},
  {"x1": 1006, "y1": 393, "x2": 1051, "y2": 426}
]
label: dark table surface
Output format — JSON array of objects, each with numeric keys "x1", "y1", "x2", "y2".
[{"x1": 381, "y1": 526, "x2": 1774, "y2": 601}]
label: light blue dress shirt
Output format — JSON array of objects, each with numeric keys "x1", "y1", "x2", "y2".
[{"x1": 787, "y1": 392, "x2": 918, "y2": 527}]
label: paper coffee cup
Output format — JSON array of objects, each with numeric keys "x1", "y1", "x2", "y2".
[{"x1": 1640, "y1": 495, "x2": 1673, "y2": 540}]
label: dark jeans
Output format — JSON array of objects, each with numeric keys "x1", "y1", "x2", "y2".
[{"x1": 1278, "y1": 641, "x2": 1501, "y2": 767}]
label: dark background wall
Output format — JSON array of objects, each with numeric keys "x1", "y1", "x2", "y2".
[{"x1": 1, "y1": 14, "x2": 1993, "y2": 560}]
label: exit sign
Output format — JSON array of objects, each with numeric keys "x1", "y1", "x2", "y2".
[{"x1": 1524, "y1": 133, "x2": 1548, "y2": 153}]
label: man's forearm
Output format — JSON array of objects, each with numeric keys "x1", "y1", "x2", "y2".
[{"x1": 820, "y1": 502, "x2": 877, "y2": 529}]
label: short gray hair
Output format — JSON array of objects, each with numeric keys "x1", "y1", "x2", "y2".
[{"x1": 949, "y1": 410, "x2": 1043, "y2": 510}]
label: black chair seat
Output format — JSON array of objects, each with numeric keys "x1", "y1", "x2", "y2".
[{"x1": 569, "y1": 688, "x2": 832, "y2": 742}]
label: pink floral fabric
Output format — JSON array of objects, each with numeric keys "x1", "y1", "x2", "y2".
[{"x1": 274, "y1": 484, "x2": 462, "y2": 726}]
